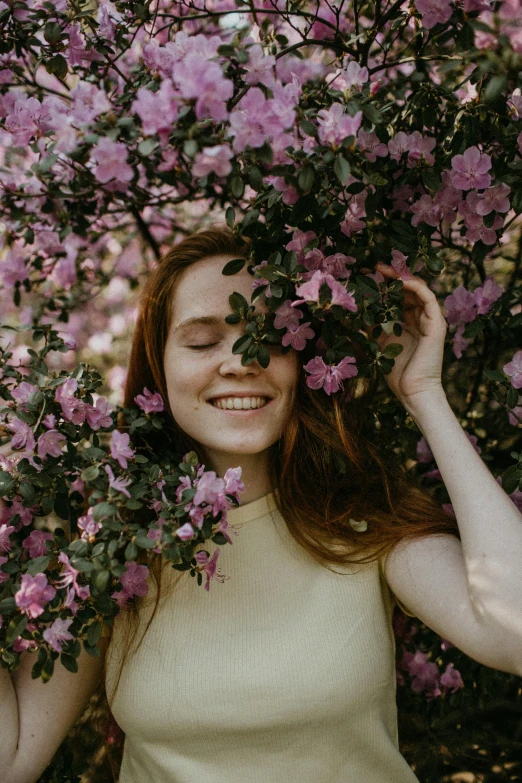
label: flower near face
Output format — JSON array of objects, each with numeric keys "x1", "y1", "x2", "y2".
[
  {"x1": 134, "y1": 387, "x2": 165, "y2": 414},
  {"x1": 316, "y1": 103, "x2": 362, "y2": 147},
  {"x1": 55, "y1": 378, "x2": 86, "y2": 425},
  {"x1": 110, "y1": 430, "x2": 135, "y2": 469},
  {"x1": 0, "y1": 523, "x2": 15, "y2": 552},
  {"x1": 282, "y1": 321, "x2": 315, "y2": 351},
  {"x1": 304, "y1": 356, "x2": 358, "y2": 395},
  {"x1": 504, "y1": 350, "x2": 522, "y2": 389},
  {"x1": 11, "y1": 381, "x2": 38, "y2": 409},
  {"x1": 15, "y1": 573, "x2": 56, "y2": 618},
  {"x1": 55, "y1": 551, "x2": 91, "y2": 613},
  {"x1": 223, "y1": 466, "x2": 244, "y2": 496},
  {"x1": 86, "y1": 396, "x2": 113, "y2": 430},
  {"x1": 293, "y1": 270, "x2": 357, "y2": 312},
  {"x1": 43, "y1": 617, "x2": 74, "y2": 653},
  {"x1": 274, "y1": 300, "x2": 303, "y2": 331}
]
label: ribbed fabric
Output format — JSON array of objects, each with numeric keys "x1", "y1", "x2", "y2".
[{"x1": 105, "y1": 492, "x2": 419, "y2": 783}]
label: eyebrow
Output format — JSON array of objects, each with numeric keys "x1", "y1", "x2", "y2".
[{"x1": 173, "y1": 316, "x2": 224, "y2": 334}]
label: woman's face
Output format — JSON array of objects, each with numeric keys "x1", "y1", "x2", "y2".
[{"x1": 163, "y1": 254, "x2": 300, "y2": 474}]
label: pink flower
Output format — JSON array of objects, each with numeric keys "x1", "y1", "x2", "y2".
[
  {"x1": 356, "y1": 128, "x2": 389, "y2": 163},
  {"x1": 37, "y1": 429, "x2": 66, "y2": 460},
  {"x1": 504, "y1": 350, "x2": 522, "y2": 389},
  {"x1": 416, "y1": 437, "x2": 434, "y2": 463},
  {"x1": 0, "y1": 523, "x2": 15, "y2": 553},
  {"x1": 43, "y1": 414, "x2": 57, "y2": 429},
  {"x1": 22, "y1": 530, "x2": 53, "y2": 558},
  {"x1": 440, "y1": 662, "x2": 464, "y2": 694},
  {"x1": 11, "y1": 381, "x2": 38, "y2": 409},
  {"x1": 77, "y1": 507, "x2": 102, "y2": 540},
  {"x1": 339, "y1": 60, "x2": 369, "y2": 90},
  {"x1": 91, "y1": 137, "x2": 134, "y2": 190},
  {"x1": 316, "y1": 103, "x2": 362, "y2": 146},
  {"x1": 444, "y1": 286, "x2": 477, "y2": 326},
  {"x1": 15, "y1": 573, "x2": 56, "y2": 618},
  {"x1": 131, "y1": 79, "x2": 179, "y2": 139},
  {"x1": 390, "y1": 250, "x2": 423, "y2": 280},
  {"x1": 475, "y1": 183, "x2": 511, "y2": 215},
  {"x1": 450, "y1": 146, "x2": 492, "y2": 191},
  {"x1": 411, "y1": 194, "x2": 441, "y2": 228},
  {"x1": 55, "y1": 378, "x2": 86, "y2": 425},
  {"x1": 415, "y1": 0, "x2": 453, "y2": 29},
  {"x1": 104, "y1": 464, "x2": 132, "y2": 498},
  {"x1": 282, "y1": 321, "x2": 315, "y2": 351},
  {"x1": 340, "y1": 192, "x2": 367, "y2": 237},
  {"x1": 175, "y1": 522, "x2": 196, "y2": 541},
  {"x1": 86, "y1": 397, "x2": 113, "y2": 430},
  {"x1": 304, "y1": 356, "x2": 358, "y2": 395},
  {"x1": 223, "y1": 466, "x2": 244, "y2": 497},
  {"x1": 294, "y1": 270, "x2": 357, "y2": 312},
  {"x1": 134, "y1": 388, "x2": 164, "y2": 414},
  {"x1": 110, "y1": 430, "x2": 135, "y2": 469},
  {"x1": 194, "y1": 548, "x2": 221, "y2": 591},
  {"x1": 473, "y1": 276, "x2": 503, "y2": 315},
  {"x1": 55, "y1": 552, "x2": 90, "y2": 613},
  {"x1": 193, "y1": 471, "x2": 227, "y2": 511},
  {"x1": 274, "y1": 300, "x2": 303, "y2": 331},
  {"x1": 285, "y1": 229, "x2": 317, "y2": 261},
  {"x1": 112, "y1": 561, "x2": 149, "y2": 609},
  {"x1": 192, "y1": 144, "x2": 233, "y2": 178},
  {"x1": 452, "y1": 323, "x2": 470, "y2": 359},
  {"x1": 7, "y1": 417, "x2": 36, "y2": 454},
  {"x1": 43, "y1": 617, "x2": 74, "y2": 653}
]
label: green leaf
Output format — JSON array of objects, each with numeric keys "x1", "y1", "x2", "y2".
[
  {"x1": 0, "y1": 597, "x2": 16, "y2": 613},
  {"x1": 6, "y1": 614, "x2": 28, "y2": 644},
  {"x1": 92, "y1": 502, "x2": 117, "y2": 522},
  {"x1": 483, "y1": 369, "x2": 507, "y2": 382},
  {"x1": 60, "y1": 653, "x2": 78, "y2": 674},
  {"x1": 225, "y1": 313, "x2": 241, "y2": 324},
  {"x1": 300, "y1": 120, "x2": 318, "y2": 138},
  {"x1": 81, "y1": 465, "x2": 100, "y2": 482},
  {"x1": 124, "y1": 541, "x2": 139, "y2": 560},
  {"x1": 222, "y1": 258, "x2": 246, "y2": 276},
  {"x1": 229, "y1": 291, "x2": 249, "y2": 313},
  {"x1": 257, "y1": 345, "x2": 271, "y2": 368},
  {"x1": 230, "y1": 176, "x2": 244, "y2": 199},
  {"x1": 94, "y1": 569, "x2": 110, "y2": 592},
  {"x1": 382, "y1": 343, "x2": 403, "y2": 358},
  {"x1": 334, "y1": 155, "x2": 351, "y2": 184},
  {"x1": 26, "y1": 556, "x2": 51, "y2": 575},
  {"x1": 232, "y1": 334, "x2": 252, "y2": 354},
  {"x1": 0, "y1": 471, "x2": 15, "y2": 494},
  {"x1": 298, "y1": 165, "x2": 315, "y2": 192},
  {"x1": 507, "y1": 386, "x2": 519, "y2": 409},
  {"x1": 138, "y1": 138, "x2": 158, "y2": 156},
  {"x1": 225, "y1": 206, "x2": 235, "y2": 228},
  {"x1": 87, "y1": 621, "x2": 101, "y2": 647}
]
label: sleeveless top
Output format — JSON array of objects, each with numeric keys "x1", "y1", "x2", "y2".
[{"x1": 105, "y1": 491, "x2": 419, "y2": 783}]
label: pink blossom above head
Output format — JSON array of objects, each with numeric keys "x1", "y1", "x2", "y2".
[
  {"x1": 304, "y1": 355, "x2": 358, "y2": 395},
  {"x1": 316, "y1": 103, "x2": 362, "y2": 147},
  {"x1": 131, "y1": 79, "x2": 179, "y2": 138},
  {"x1": 294, "y1": 270, "x2": 357, "y2": 312},
  {"x1": 37, "y1": 429, "x2": 66, "y2": 460},
  {"x1": 55, "y1": 378, "x2": 87, "y2": 425},
  {"x1": 192, "y1": 144, "x2": 234, "y2": 179},
  {"x1": 134, "y1": 387, "x2": 164, "y2": 414},
  {"x1": 450, "y1": 146, "x2": 492, "y2": 191},
  {"x1": 22, "y1": 529, "x2": 53, "y2": 558},
  {"x1": 15, "y1": 572, "x2": 56, "y2": 618},
  {"x1": 91, "y1": 137, "x2": 134, "y2": 190},
  {"x1": 43, "y1": 617, "x2": 74, "y2": 653},
  {"x1": 356, "y1": 128, "x2": 389, "y2": 163},
  {"x1": 504, "y1": 350, "x2": 522, "y2": 389},
  {"x1": 110, "y1": 430, "x2": 135, "y2": 469},
  {"x1": 338, "y1": 60, "x2": 369, "y2": 91},
  {"x1": 410, "y1": 194, "x2": 441, "y2": 228}
]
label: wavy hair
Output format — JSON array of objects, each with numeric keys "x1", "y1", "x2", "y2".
[{"x1": 88, "y1": 225, "x2": 459, "y2": 782}]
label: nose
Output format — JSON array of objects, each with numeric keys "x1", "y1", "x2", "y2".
[{"x1": 218, "y1": 337, "x2": 261, "y2": 377}]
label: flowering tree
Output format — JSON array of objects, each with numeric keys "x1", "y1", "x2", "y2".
[{"x1": 1, "y1": 0, "x2": 522, "y2": 778}]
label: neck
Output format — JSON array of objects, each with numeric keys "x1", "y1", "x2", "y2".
[{"x1": 203, "y1": 449, "x2": 273, "y2": 505}]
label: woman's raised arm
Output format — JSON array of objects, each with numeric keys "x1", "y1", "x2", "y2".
[{"x1": 1, "y1": 640, "x2": 108, "y2": 783}]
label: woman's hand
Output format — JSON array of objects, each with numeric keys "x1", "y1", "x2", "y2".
[{"x1": 370, "y1": 262, "x2": 448, "y2": 407}]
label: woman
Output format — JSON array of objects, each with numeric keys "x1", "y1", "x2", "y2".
[{"x1": 2, "y1": 226, "x2": 522, "y2": 783}]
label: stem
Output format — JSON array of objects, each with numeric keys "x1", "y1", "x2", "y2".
[{"x1": 129, "y1": 206, "x2": 161, "y2": 260}]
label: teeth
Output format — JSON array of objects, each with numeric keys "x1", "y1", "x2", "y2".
[{"x1": 211, "y1": 396, "x2": 268, "y2": 410}]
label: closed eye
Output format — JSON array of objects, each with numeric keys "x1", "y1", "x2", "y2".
[{"x1": 188, "y1": 343, "x2": 218, "y2": 350}]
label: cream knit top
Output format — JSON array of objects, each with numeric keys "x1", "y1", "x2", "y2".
[{"x1": 105, "y1": 491, "x2": 419, "y2": 783}]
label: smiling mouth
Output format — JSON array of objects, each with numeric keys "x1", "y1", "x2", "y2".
[{"x1": 209, "y1": 396, "x2": 270, "y2": 410}]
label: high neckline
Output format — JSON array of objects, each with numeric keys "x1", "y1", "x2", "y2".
[{"x1": 226, "y1": 490, "x2": 278, "y2": 526}]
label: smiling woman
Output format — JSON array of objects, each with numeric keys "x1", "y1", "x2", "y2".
[{"x1": 96, "y1": 225, "x2": 472, "y2": 783}]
